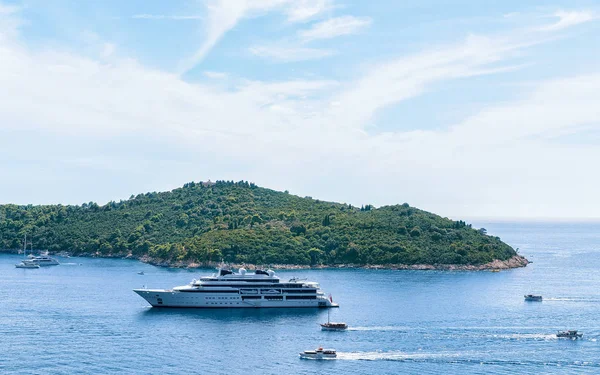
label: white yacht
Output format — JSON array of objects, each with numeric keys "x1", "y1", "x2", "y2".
[
  {"x1": 29, "y1": 254, "x2": 60, "y2": 266},
  {"x1": 134, "y1": 268, "x2": 339, "y2": 308}
]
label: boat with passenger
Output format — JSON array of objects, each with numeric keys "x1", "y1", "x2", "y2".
[
  {"x1": 524, "y1": 294, "x2": 542, "y2": 301},
  {"x1": 556, "y1": 330, "x2": 583, "y2": 339},
  {"x1": 133, "y1": 267, "x2": 339, "y2": 308},
  {"x1": 299, "y1": 347, "x2": 337, "y2": 359}
]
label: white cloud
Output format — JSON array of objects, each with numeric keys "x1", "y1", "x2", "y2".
[
  {"x1": 1, "y1": 5, "x2": 600, "y2": 218},
  {"x1": 132, "y1": 14, "x2": 204, "y2": 20},
  {"x1": 249, "y1": 44, "x2": 335, "y2": 61},
  {"x1": 324, "y1": 33, "x2": 543, "y2": 131},
  {"x1": 298, "y1": 15, "x2": 371, "y2": 41},
  {"x1": 177, "y1": 0, "x2": 346, "y2": 71},
  {"x1": 285, "y1": 0, "x2": 334, "y2": 23},
  {"x1": 539, "y1": 10, "x2": 596, "y2": 31},
  {"x1": 381, "y1": 74, "x2": 600, "y2": 218},
  {"x1": 203, "y1": 70, "x2": 228, "y2": 79},
  {"x1": 178, "y1": 0, "x2": 289, "y2": 74},
  {"x1": 503, "y1": 12, "x2": 520, "y2": 18},
  {"x1": 0, "y1": 3, "x2": 21, "y2": 41}
]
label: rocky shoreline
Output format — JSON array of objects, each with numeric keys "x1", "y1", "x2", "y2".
[
  {"x1": 1, "y1": 249, "x2": 528, "y2": 271},
  {"x1": 138, "y1": 254, "x2": 529, "y2": 271}
]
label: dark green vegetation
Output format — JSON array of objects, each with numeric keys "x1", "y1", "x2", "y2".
[{"x1": 0, "y1": 181, "x2": 516, "y2": 266}]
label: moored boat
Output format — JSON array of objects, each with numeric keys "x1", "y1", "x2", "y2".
[
  {"x1": 524, "y1": 294, "x2": 542, "y2": 301},
  {"x1": 556, "y1": 330, "x2": 582, "y2": 339},
  {"x1": 15, "y1": 235, "x2": 44, "y2": 268},
  {"x1": 299, "y1": 347, "x2": 337, "y2": 359},
  {"x1": 29, "y1": 255, "x2": 60, "y2": 266}
]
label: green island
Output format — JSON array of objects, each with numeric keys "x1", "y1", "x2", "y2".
[{"x1": 0, "y1": 180, "x2": 527, "y2": 270}]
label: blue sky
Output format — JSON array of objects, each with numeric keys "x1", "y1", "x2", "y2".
[{"x1": 0, "y1": 0, "x2": 599, "y2": 219}]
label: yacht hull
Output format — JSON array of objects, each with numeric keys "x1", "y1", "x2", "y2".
[{"x1": 134, "y1": 289, "x2": 338, "y2": 308}]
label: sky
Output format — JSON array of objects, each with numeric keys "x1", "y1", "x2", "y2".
[{"x1": 0, "y1": 0, "x2": 599, "y2": 220}]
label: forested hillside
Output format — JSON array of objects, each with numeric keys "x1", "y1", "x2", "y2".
[{"x1": 0, "y1": 181, "x2": 517, "y2": 266}]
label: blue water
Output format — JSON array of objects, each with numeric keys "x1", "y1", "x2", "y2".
[{"x1": 1, "y1": 221, "x2": 600, "y2": 374}]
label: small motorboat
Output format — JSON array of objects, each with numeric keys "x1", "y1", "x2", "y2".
[
  {"x1": 524, "y1": 294, "x2": 542, "y2": 301},
  {"x1": 299, "y1": 347, "x2": 337, "y2": 359},
  {"x1": 15, "y1": 261, "x2": 40, "y2": 269},
  {"x1": 557, "y1": 330, "x2": 583, "y2": 339},
  {"x1": 137, "y1": 271, "x2": 145, "y2": 275},
  {"x1": 320, "y1": 310, "x2": 348, "y2": 330}
]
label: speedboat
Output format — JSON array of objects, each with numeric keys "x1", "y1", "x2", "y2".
[
  {"x1": 137, "y1": 271, "x2": 145, "y2": 275},
  {"x1": 524, "y1": 294, "x2": 542, "y2": 301},
  {"x1": 557, "y1": 330, "x2": 583, "y2": 339},
  {"x1": 15, "y1": 261, "x2": 40, "y2": 269},
  {"x1": 299, "y1": 347, "x2": 337, "y2": 359}
]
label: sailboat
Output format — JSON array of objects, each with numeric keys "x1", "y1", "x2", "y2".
[
  {"x1": 320, "y1": 310, "x2": 348, "y2": 331},
  {"x1": 15, "y1": 234, "x2": 40, "y2": 269}
]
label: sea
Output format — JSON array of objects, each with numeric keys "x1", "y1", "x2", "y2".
[{"x1": 1, "y1": 221, "x2": 600, "y2": 375}]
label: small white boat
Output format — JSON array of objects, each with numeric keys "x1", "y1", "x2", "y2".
[
  {"x1": 15, "y1": 261, "x2": 40, "y2": 269},
  {"x1": 557, "y1": 330, "x2": 583, "y2": 339},
  {"x1": 299, "y1": 347, "x2": 337, "y2": 359},
  {"x1": 524, "y1": 294, "x2": 542, "y2": 301}
]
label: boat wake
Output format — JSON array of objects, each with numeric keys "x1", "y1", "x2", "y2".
[
  {"x1": 487, "y1": 333, "x2": 557, "y2": 340},
  {"x1": 335, "y1": 351, "x2": 600, "y2": 368},
  {"x1": 545, "y1": 297, "x2": 600, "y2": 302},
  {"x1": 336, "y1": 351, "x2": 459, "y2": 361},
  {"x1": 347, "y1": 327, "x2": 564, "y2": 340},
  {"x1": 348, "y1": 326, "x2": 407, "y2": 332}
]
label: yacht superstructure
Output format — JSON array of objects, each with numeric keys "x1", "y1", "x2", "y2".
[
  {"x1": 134, "y1": 268, "x2": 338, "y2": 308},
  {"x1": 29, "y1": 255, "x2": 60, "y2": 266}
]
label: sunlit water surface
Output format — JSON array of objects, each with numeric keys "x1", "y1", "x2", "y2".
[{"x1": 1, "y1": 221, "x2": 599, "y2": 374}]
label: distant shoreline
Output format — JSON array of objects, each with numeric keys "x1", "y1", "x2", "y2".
[
  {"x1": 1, "y1": 249, "x2": 528, "y2": 271},
  {"x1": 137, "y1": 254, "x2": 529, "y2": 271}
]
